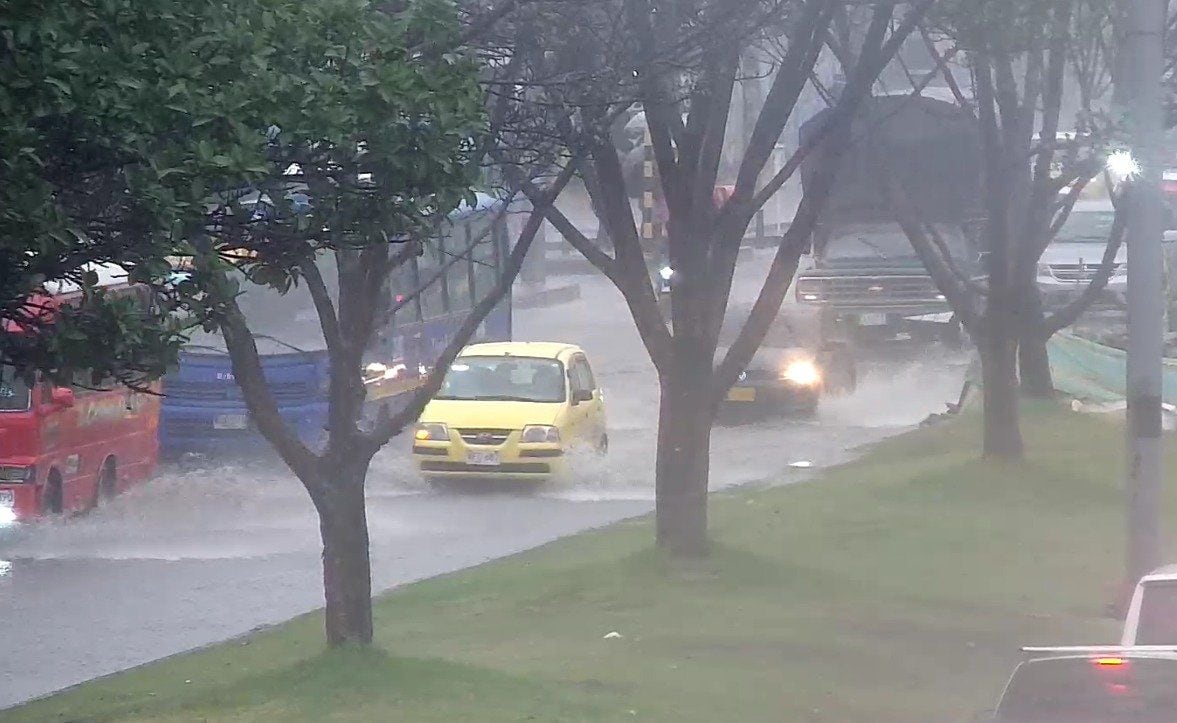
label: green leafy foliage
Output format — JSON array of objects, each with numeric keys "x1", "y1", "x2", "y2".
[
  {"x1": 194, "y1": 0, "x2": 484, "y2": 291},
  {"x1": 0, "y1": 0, "x2": 278, "y2": 383},
  {"x1": 0, "y1": 0, "x2": 484, "y2": 389}
]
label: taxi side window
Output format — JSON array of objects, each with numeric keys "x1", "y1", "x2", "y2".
[
  {"x1": 579, "y1": 358, "x2": 597, "y2": 390},
  {"x1": 569, "y1": 357, "x2": 595, "y2": 394}
]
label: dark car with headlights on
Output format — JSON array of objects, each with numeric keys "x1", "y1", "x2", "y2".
[{"x1": 719, "y1": 345, "x2": 855, "y2": 419}]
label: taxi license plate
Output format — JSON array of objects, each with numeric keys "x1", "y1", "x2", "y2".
[
  {"x1": 727, "y1": 387, "x2": 756, "y2": 402},
  {"x1": 468, "y1": 451, "x2": 500, "y2": 467},
  {"x1": 0, "y1": 490, "x2": 13, "y2": 506},
  {"x1": 213, "y1": 414, "x2": 248, "y2": 430}
]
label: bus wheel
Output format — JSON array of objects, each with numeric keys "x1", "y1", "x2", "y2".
[{"x1": 43, "y1": 472, "x2": 64, "y2": 516}]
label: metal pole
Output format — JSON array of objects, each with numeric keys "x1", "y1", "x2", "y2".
[{"x1": 1122, "y1": 0, "x2": 1167, "y2": 587}]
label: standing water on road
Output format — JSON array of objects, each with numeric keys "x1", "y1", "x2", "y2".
[{"x1": 0, "y1": 272, "x2": 967, "y2": 709}]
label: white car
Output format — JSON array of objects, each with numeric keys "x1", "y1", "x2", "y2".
[{"x1": 1037, "y1": 200, "x2": 1127, "y2": 310}]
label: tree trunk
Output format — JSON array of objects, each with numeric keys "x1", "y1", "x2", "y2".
[
  {"x1": 1018, "y1": 330, "x2": 1055, "y2": 398},
  {"x1": 654, "y1": 364, "x2": 713, "y2": 557},
  {"x1": 317, "y1": 460, "x2": 374, "y2": 646},
  {"x1": 1017, "y1": 284, "x2": 1055, "y2": 398},
  {"x1": 980, "y1": 327, "x2": 1024, "y2": 460}
]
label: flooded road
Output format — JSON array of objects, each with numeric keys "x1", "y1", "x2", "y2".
[{"x1": 0, "y1": 271, "x2": 968, "y2": 708}]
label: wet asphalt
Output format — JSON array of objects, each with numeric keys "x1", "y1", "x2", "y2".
[{"x1": 0, "y1": 266, "x2": 969, "y2": 709}]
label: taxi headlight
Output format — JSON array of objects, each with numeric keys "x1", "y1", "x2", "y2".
[
  {"x1": 414, "y1": 423, "x2": 449, "y2": 442},
  {"x1": 521, "y1": 425, "x2": 561, "y2": 443},
  {"x1": 781, "y1": 359, "x2": 821, "y2": 386}
]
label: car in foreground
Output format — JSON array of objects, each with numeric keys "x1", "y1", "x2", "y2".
[
  {"x1": 412, "y1": 342, "x2": 606, "y2": 483},
  {"x1": 990, "y1": 651, "x2": 1177, "y2": 722}
]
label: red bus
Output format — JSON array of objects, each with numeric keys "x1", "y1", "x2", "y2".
[{"x1": 0, "y1": 265, "x2": 160, "y2": 523}]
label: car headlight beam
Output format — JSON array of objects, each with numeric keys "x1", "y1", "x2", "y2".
[{"x1": 781, "y1": 359, "x2": 821, "y2": 386}]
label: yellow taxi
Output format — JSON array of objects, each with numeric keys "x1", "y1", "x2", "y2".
[{"x1": 412, "y1": 342, "x2": 607, "y2": 482}]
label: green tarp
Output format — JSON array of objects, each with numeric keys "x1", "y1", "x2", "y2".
[{"x1": 1047, "y1": 332, "x2": 1177, "y2": 404}]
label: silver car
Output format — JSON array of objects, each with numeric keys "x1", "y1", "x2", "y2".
[{"x1": 1036, "y1": 200, "x2": 1127, "y2": 311}]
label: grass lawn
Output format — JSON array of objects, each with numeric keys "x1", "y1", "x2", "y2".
[{"x1": 11, "y1": 402, "x2": 1177, "y2": 722}]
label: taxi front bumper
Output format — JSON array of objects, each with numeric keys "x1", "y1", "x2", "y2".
[{"x1": 412, "y1": 430, "x2": 565, "y2": 480}]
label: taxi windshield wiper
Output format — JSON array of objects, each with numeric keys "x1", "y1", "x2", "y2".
[
  {"x1": 433, "y1": 393, "x2": 545, "y2": 402},
  {"x1": 469, "y1": 394, "x2": 545, "y2": 402}
]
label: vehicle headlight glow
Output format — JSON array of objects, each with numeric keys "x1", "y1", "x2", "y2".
[
  {"x1": 521, "y1": 425, "x2": 561, "y2": 443},
  {"x1": 414, "y1": 422, "x2": 449, "y2": 442},
  {"x1": 658, "y1": 266, "x2": 675, "y2": 281},
  {"x1": 1107, "y1": 150, "x2": 1141, "y2": 183},
  {"x1": 0, "y1": 506, "x2": 15, "y2": 526},
  {"x1": 781, "y1": 359, "x2": 821, "y2": 386}
]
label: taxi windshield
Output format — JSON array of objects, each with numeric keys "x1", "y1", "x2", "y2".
[{"x1": 436, "y1": 356, "x2": 566, "y2": 403}]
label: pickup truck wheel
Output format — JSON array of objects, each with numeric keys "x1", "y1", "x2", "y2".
[{"x1": 940, "y1": 318, "x2": 965, "y2": 350}]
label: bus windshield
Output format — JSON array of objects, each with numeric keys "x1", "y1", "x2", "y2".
[{"x1": 0, "y1": 366, "x2": 31, "y2": 412}]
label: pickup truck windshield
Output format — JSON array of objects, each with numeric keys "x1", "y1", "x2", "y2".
[
  {"x1": 824, "y1": 225, "x2": 968, "y2": 261},
  {"x1": 1056, "y1": 210, "x2": 1116, "y2": 243},
  {"x1": 1136, "y1": 580, "x2": 1177, "y2": 645}
]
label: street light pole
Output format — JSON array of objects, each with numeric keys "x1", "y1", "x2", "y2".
[{"x1": 1122, "y1": 0, "x2": 1168, "y2": 588}]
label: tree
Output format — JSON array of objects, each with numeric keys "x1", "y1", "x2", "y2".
[
  {"x1": 497, "y1": 0, "x2": 932, "y2": 555},
  {"x1": 0, "y1": 0, "x2": 281, "y2": 385},
  {"x1": 889, "y1": 0, "x2": 1126, "y2": 458},
  {"x1": 184, "y1": 0, "x2": 577, "y2": 645}
]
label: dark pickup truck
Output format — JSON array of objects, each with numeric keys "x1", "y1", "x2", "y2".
[{"x1": 794, "y1": 93, "x2": 985, "y2": 345}]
